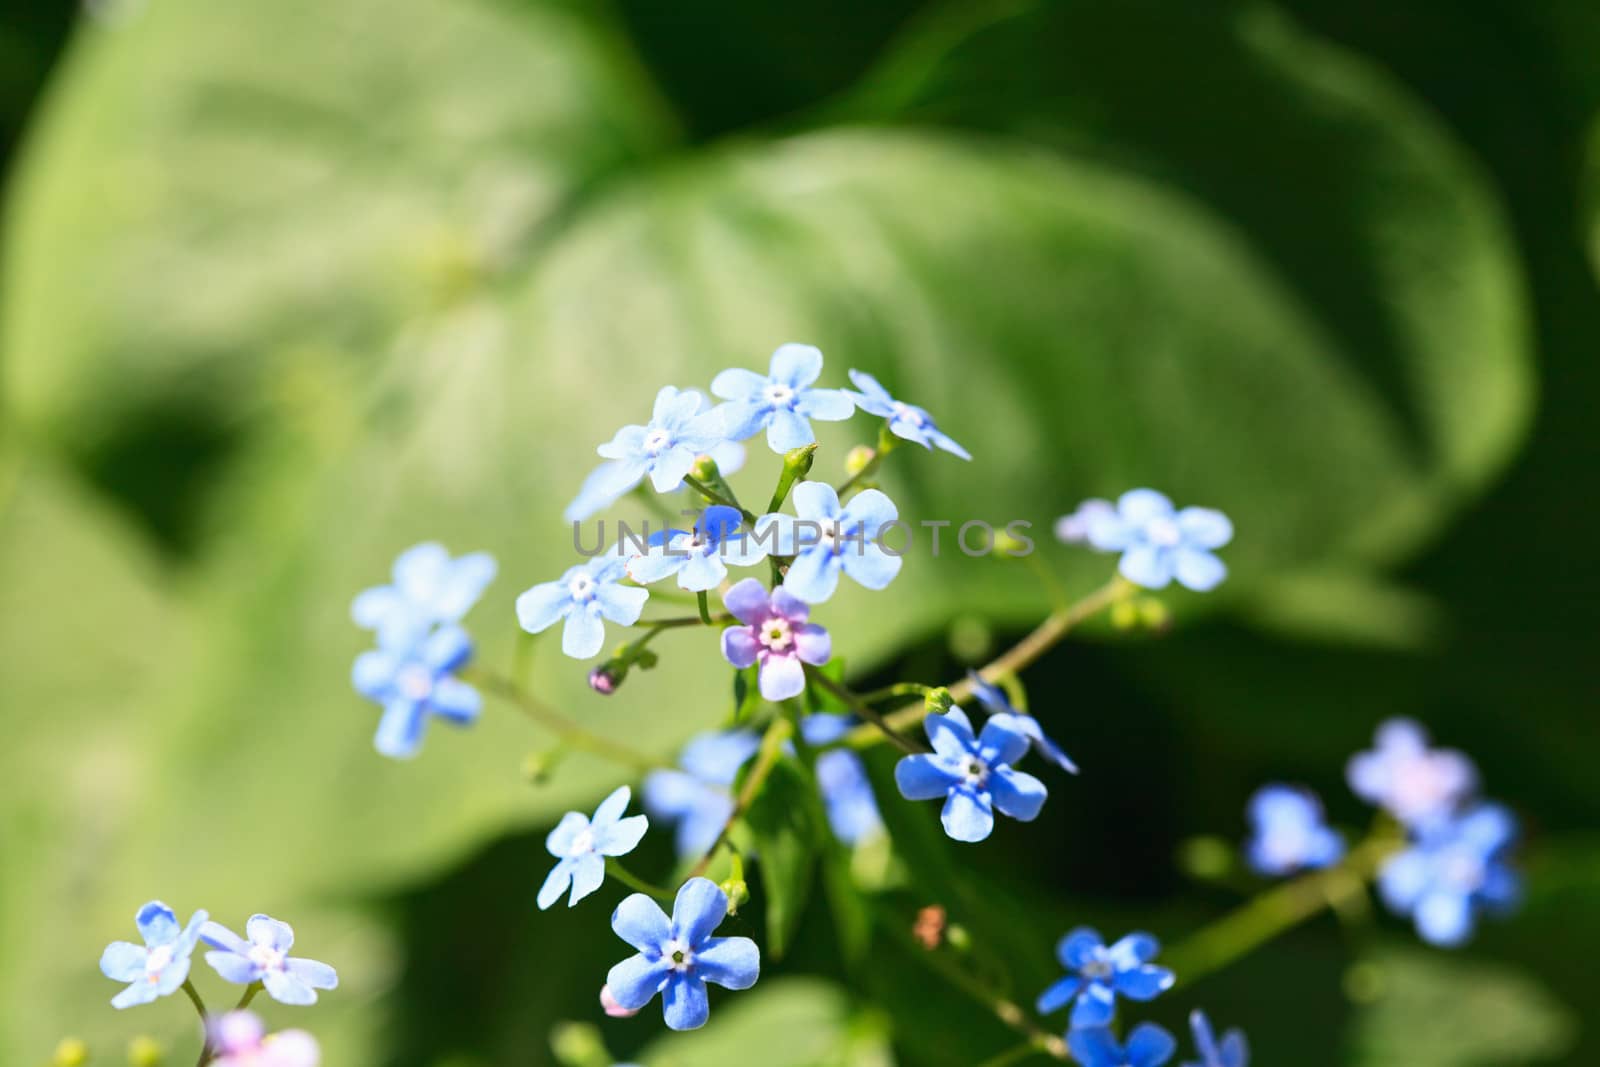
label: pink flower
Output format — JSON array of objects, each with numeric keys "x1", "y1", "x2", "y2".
[
  {"x1": 210, "y1": 1012, "x2": 320, "y2": 1067},
  {"x1": 719, "y1": 578, "x2": 831, "y2": 701}
]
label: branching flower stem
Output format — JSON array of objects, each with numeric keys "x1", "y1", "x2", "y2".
[
  {"x1": 688, "y1": 717, "x2": 793, "y2": 879},
  {"x1": 804, "y1": 665, "x2": 925, "y2": 755},
  {"x1": 182, "y1": 980, "x2": 214, "y2": 1066},
  {"x1": 469, "y1": 670, "x2": 667, "y2": 772}
]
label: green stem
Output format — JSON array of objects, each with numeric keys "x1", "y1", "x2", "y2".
[
  {"x1": 688, "y1": 717, "x2": 794, "y2": 878},
  {"x1": 977, "y1": 1042, "x2": 1049, "y2": 1067},
  {"x1": 683, "y1": 475, "x2": 755, "y2": 523},
  {"x1": 697, "y1": 591, "x2": 713, "y2": 626},
  {"x1": 468, "y1": 670, "x2": 667, "y2": 772},
  {"x1": 854, "y1": 681, "x2": 936, "y2": 705},
  {"x1": 627, "y1": 614, "x2": 728, "y2": 630},
  {"x1": 233, "y1": 981, "x2": 263, "y2": 1011},
  {"x1": 836, "y1": 426, "x2": 899, "y2": 497},
  {"x1": 606, "y1": 859, "x2": 677, "y2": 902},
  {"x1": 805, "y1": 666, "x2": 924, "y2": 754},
  {"x1": 843, "y1": 576, "x2": 1133, "y2": 749},
  {"x1": 182, "y1": 980, "x2": 213, "y2": 1066}
]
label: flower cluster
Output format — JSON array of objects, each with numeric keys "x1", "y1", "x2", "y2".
[
  {"x1": 1062, "y1": 489, "x2": 1233, "y2": 592},
  {"x1": 351, "y1": 543, "x2": 496, "y2": 758}
]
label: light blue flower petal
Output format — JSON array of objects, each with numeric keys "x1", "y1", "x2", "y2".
[
  {"x1": 350, "y1": 586, "x2": 402, "y2": 630},
  {"x1": 643, "y1": 770, "x2": 701, "y2": 819},
  {"x1": 710, "y1": 367, "x2": 769, "y2": 401},
  {"x1": 715, "y1": 400, "x2": 771, "y2": 442},
  {"x1": 565, "y1": 459, "x2": 647, "y2": 522},
  {"x1": 590, "y1": 784, "x2": 632, "y2": 828},
  {"x1": 1378, "y1": 849, "x2": 1431, "y2": 910},
  {"x1": 679, "y1": 551, "x2": 727, "y2": 592},
  {"x1": 672, "y1": 878, "x2": 729, "y2": 947},
  {"x1": 350, "y1": 650, "x2": 400, "y2": 700},
  {"x1": 516, "y1": 581, "x2": 572, "y2": 634},
  {"x1": 925, "y1": 428, "x2": 971, "y2": 460},
  {"x1": 707, "y1": 438, "x2": 746, "y2": 475},
  {"x1": 1220, "y1": 1030, "x2": 1249, "y2": 1067},
  {"x1": 1084, "y1": 510, "x2": 1135, "y2": 551},
  {"x1": 607, "y1": 954, "x2": 671, "y2": 1011},
  {"x1": 840, "y1": 487, "x2": 898, "y2": 530},
  {"x1": 1107, "y1": 932, "x2": 1160, "y2": 968},
  {"x1": 845, "y1": 371, "x2": 895, "y2": 415},
  {"x1": 801, "y1": 713, "x2": 853, "y2": 745},
  {"x1": 204, "y1": 951, "x2": 259, "y2": 985},
  {"x1": 663, "y1": 972, "x2": 711, "y2": 1030},
  {"x1": 1119, "y1": 544, "x2": 1175, "y2": 589},
  {"x1": 1113, "y1": 964, "x2": 1174, "y2": 1001},
  {"x1": 1176, "y1": 507, "x2": 1233, "y2": 550},
  {"x1": 1415, "y1": 891, "x2": 1474, "y2": 946},
  {"x1": 567, "y1": 852, "x2": 607, "y2": 906},
  {"x1": 374, "y1": 699, "x2": 427, "y2": 758},
  {"x1": 597, "y1": 814, "x2": 650, "y2": 857},
  {"x1": 650, "y1": 445, "x2": 699, "y2": 493},
  {"x1": 153, "y1": 955, "x2": 192, "y2": 997},
  {"x1": 537, "y1": 857, "x2": 575, "y2": 911},
  {"x1": 1067, "y1": 1027, "x2": 1121, "y2": 1067},
  {"x1": 1125, "y1": 1022, "x2": 1178, "y2": 1067},
  {"x1": 790, "y1": 480, "x2": 843, "y2": 522},
  {"x1": 895, "y1": 754, "x2": 960, "y2": 801},
  {"x1": 717, "y1": 530, "x2": 770, "y2": 569},
  {"x1": 1460, "y1": 803, "x2": 1518, "y2": 852},
  {"x1": 596, "y1": 581, "x2": 649, "y2": 625},
  {"x1": 264, "y1": 968, "x2": 318, "y2": 1006},
  {"x1": 100, "y1": 942, "x2": 148, "y2": 983},
  {"x1": 815, "y1": 749, "x2": 882, "y2": 845},
  {"x1": 680, "y1": 731, "x2": 762, "y2": 784},
  {"x1": 653, "y1": 385, "x2": 702, "y2": 426},
  {"x1": 677, "y1": 799, "x2": 732, "y2": 859},
  {"x1": 766, "y1": 408, "x2": 815, "y2": 452},
  {"x1": 782, "y1": 548, "x2": 843, "y2": 604},
  {"x1": 561, "y1": 608, "x2": 607, "y2": 660},
  {"x1": 977, "y1": 719, "x2": 1030, "y2": 768},
  {"x1": 628, "y1": 545, "x2": 690, "y2": 585},
  {"x1": 1118, "y1": 488, "x2": 1175, "y2": 523},
  {"x1": 758, "y1": 654, "x2": 806, "y2": 701},
  {"x1": 840, "y1": 542, "x2": 903, "y2": 591},
  {"x1": 111, "y1": 980, "x2": 161, "y2": 1010},
  {"x1": 695, "y1": 936, "x2": 760, "y2": 989},
  {"x1": 421, "y1": 625, "x2": 473, "y2": 672},
  {"x1": 247, "y1": 915, "x2": 294, "y2": 953},
  {"x1": 613, "y1": 893, "x2": 672, "y2": 953},
  {"x1": 1070, "y1": 982, "x2": 1117, "y2": 1028},
  {"x1": 1057, "y1": 927, "x2": 1104, "y2": 970},
  {"x1": 989, "y1": 767, "x2": 1047, "y2": 822},
  {"x1": 1173, "y1": 548, "x2": 1227, "y2": 592},
  {"x1": 752, "y1": 513, "x2": 799, "y2": 557},
  {"x1": 136, "y1": 902, "x2": 180, "y2": 945},
  {"x1": 1035, "y1": 974, "x2": 1083, "y2": 1015},
  {"x1": 287, "y1": 957, "x2": 338, "y2": 991},
  {"x1": 925, "y1": 710, "x2": 977, "y2": 761},
  {"x1": 941, "y1": 788, "x2": 995, "y2": 842},
  {"x1": 769, "y1": 343, "x2": 824, "y2": 388},
  {"x1": 546, "y1": 811, "x2": 590, "y2": 857},
  {"x1": 392, "y1": 542, "x2": 450, "y2": 603},
  {"x1": 794, "y1": 388, "x2": 855, "y2": 421},
  {"x1": 178, "y1": 910, "x2": 209, "y2": 953},
  {"x1": 429, "y1": 677, "x2": 481, "y2": 724},
  {"x1": 434, "y1": 551, "x2": 496, "y2": 620},
  {"x1": 598, "y1": 424, "x2": 649, "y2": 461}
]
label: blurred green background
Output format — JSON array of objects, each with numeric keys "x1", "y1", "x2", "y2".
[{"x1": 2, "y1": 0, "x2": 1597, "y2": 1063}]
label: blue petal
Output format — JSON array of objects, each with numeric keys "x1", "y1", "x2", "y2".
[
  {"x1": 351, "y1": 649, "x2": 399, "y2": 701},
  {"x1": 596, "y1": 814, "x2": 650, "y2": 857},
  {"x1": 135, "y1": 902, "x2": 180, "y2": 945},
  {"x1": 782, "y1": 548, "x2": 843, "y2": 604},
  {"x1": 769, "y1": 343, "x2": 824, "y2": 388},
  {"x1": 1119, "y1": 544, "x2": 1175, "y2": 589},
  {"x1": 595, "y1": 581, "x2": 649, "y2": 625},
  {"x1": 612, "y1": 893, "x2": 671, "y2": 953},
  {"x1": 561, "y1": 607, "x2": 607, "y2": 659},
  {"x1": 790, "y1": 481, "x2": 842, "y2": 522},
  {"x1": 643, "y1": 770, "x2": 701, "y2": 819},
  {"x1": 671, "y1": 878, "x2": 729, "y2": 947},
  {"x1": 694, "y1": 936, "x2": 760, "y2": 989},
  {"x1": 925, "y1": 709, "x2": 977, "y2": 760},
  {"x1": 205, "y1": 951, "x2": 261, "y2": 985},
  {"x1": 1176, "y1": 507, "x2": 1233, "y2": 550},
  {"x1": 592, "y1": 785, "x2": 632, "y2": 828},
  {"x1": 679, "y1": 731, "x2": 762, "y2": 784},
  {"x1": 374, "y1": 699, "x2": 427, "y2": 758},
  {"x1": 845, "y1": 369, "x2": 895, "y2": 412},
  {"x1": 567, "y1": 852, "x2": 607, "y2": 906},
  {"x1": 1415, "y1": 890, "x2": 1474, "y2": 946},
  {"x1": 895, "y1": 754, "x2": 960, "y2": 801},
  {"x1": 940, "y1": 788, "x2": 995, "y2": 842},
  {"x1": 607, "y1": 953, "x2": 670, "y2": 1010},
  {"x1": 286, "y1": 957, "x2": 338, "y2": 991},
  {"x1": 421, "y1": 624, "x2": 473, "y2": 672},
  {"x1": 435, "y1": 551, "x2": 497, "y2": 620},
  {"x1": 662, "y1": 972, "x2": 711, "y2": 1030},
  {"x1": 1057, "y1": 927, "x2": 1104, "y2": 970},
  {"x1": 988, "y1": 767, "x2": 1047, "y2": 822},
  {"x1": 710, "y1": 367, "x2": 769, "y2": 402},
  {"x1": 1117, "y1": 488, "x2": 1175, "y2": 523},
  {"x1": 1125, "y1": 1022, "x2": 1178, "y2": 1067},
  {"x1": 111, "y1": 980, "x2": 161, "y2": 1010},
  {"x1": 926, "y1": 427, "x2": 971, "y2": 460},
  {"x1": 1070, "y1": 981, "x2": 1117, "y2": 1028},
  {"x1": 1107, "y1": 932, "x2": 1161, "y2": 969},
  {"x1": 516, "y1": 581, "x2": 572, "y2": 634},
  {"x1": 676, "y1": 800, "x2": 733, "y2": 859},
  {"x1": 766, "y1": 408, "x2": 815, "y2": 452},
  {"x1": 678, "y1": 550, "x2": 727, "y2": 592},
  {"x1": 715, "y1": 399, "x2": 771, "y2": 442},
  {"x1": 1035, "y1": 974, "x2": 1083, "y2": 1015},
  {"x1": 1067, "y1": 1027, "x2": 1122, "y2": 1067},
  {"x1": 627, "y1": 545, "x2": 689, "y2": 585},
  {"x1": 564, "y1": 459, "x2": 647, "y2": 522},
  {"x1": 100, "y1": 942, "x2": 148, "y2": 983},
  {"x1": 1173, "y1": 548, "x2": 1227, "y2": 592},
  {"x1": 794, "y1": 387, "x2": 855, "y2": 421},
  {"x1": 429, "y1": 677, "x2": 481, "y2": 724},
  {"x1": 546, "y1": 811, "x2": 590, "y2": 857},
  {"x1": 977, "y1": 718, "x2": 1030, "y2": 767},
  {"x1": 1113, "y1": 964, "x2": 1174, "y2": 1001},
  {"x1": 839, "y1": 542, "x2": 902, "y2": 590},
  {"x1": 649, "y1": 445, "x2": 698, "y2": 493}
]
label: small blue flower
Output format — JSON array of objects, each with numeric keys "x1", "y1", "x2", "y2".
[
  {"x1": 1347, "y1": 718, "x2": 1478, "y2": 829},
  {"x1": 626, "y1": 506, "x2": 769, "y2": 592},
  {"x1": 100, "y1": 901, "x2": 208, "y2": 1010},
  {"x1": 1070, "y1": 1024, "x2": 1177, "y2": 1067},
  {"x1": 893, "y1": 707, "x2": 1047, "y2": 842},
  {"x1": 845, "y1": 369, "x2": 971, "y2": 459},
  {"x1": 516, "y1": 556, "x2": 650, "y2": 660},
  {"x1": 815, "y1": 748, "x2": 884, "y2": 846},
  {"x1": 967, "y1": 671, "x2": 1078, "y2": 774},
  {"x1": 351, "y1": 543, "x2": 496, "y2": 648},
  {"x1": 1182, "y1": 1010, "x2": 1249, "y2": 1067},
  {"x1": 352, "y1": 625, "x2": 481, "y2": 758},
  {"x1": 606, "y1": 877, "x2": 760, "y2": 1031},
  {"x1": 711, "y1": 343, "x2": 856, "y2": 453},
  {"x1": 538, "y1": 786, "x2": 650, "y2": 910},
  {"x1": 200, "y1": 914, "x2": 339, "y2": 1006},
  {"x1": 1244, "y1": 784, "x2": 1344, "y2": 877},
  {"x1": 1085, "y1": 489, "x2": 1232, "y2": 592},
  {"x1": 1036, "y1": 927, "x2": 1175, "y2": 1029},
  {"x1": 1378, "y1": 803, "x2": 1520, "y2": 947},
  {"x1": 756, "y1": 482, "x2": 902, "y2": 604},
  {"x1": 1054, "y1": 498, "x2": 1115, "y2": 545},
  {"x1": 644, "y1": 731, "x2": 762, "y2": 857},
  {"x1": 565, "y1": 387, "x2": 730, "y2": 521}
]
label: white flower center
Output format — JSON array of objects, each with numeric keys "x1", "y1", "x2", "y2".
[
  {"x1": 1146, "y1": 516, "x2": 1182, "y2": 547},
  {"x1": 568, "y1": 574, "x2": 597, "y2": 603},
  {"x1": 568, "y1": 828, "x2": 597, "y2": 857},
  {"x1": 891, "y1": 401, "x2": 924, "y2": 428},
  {"x1": 817, "y1": 522, "x2": 855, "y2": 556},
  {"x1": 398, "y1": 664, "x2": 434, "y2": 702},
  {"x1": 248, "y1": 944, "x2": 287, "y2": 972},
  {"x1": 1080, "y1": 954, "x2": 1112, "y2": 980},
  {"x1": 759, "y1": 617, "x2": 793, "y2": 653},
  {"x1": 764, "y1": 383, "x2": 796, "y2": 408},
  {"x1": 1390, "y1": 760, "x2": 1456, "y2": 819},
  {"x1": 663, "y1": 938, "x2": 695, "y2": 972},
  {"x1": 643, "y1": 428, "x2": 673, "y2": 456},
  {"x1": 962, "y1": 756, "x2": 990, "y2": 788},
  {"x1": 145, "y1": 944, "x2": 174, "y2": 980},
  {"x1": 1441, "y1": 849, "x2": 1485, "y2": 891}
]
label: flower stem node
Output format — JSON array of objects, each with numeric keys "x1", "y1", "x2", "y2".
[
  {"x1": 844, "y1": 444, "x2": 876, "y2": 477},
  {"x1": 924, "y1": 687, "x2": 955, "y2": 715}
]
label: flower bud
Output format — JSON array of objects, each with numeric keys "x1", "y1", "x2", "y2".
[
  {"x1": 1111, "y1": 599, "x2": 1141, "y2": 631},
  {"x1": 51, "y1": 1038, "x2": 88, "y2": 1067},
  {"x1": 587, "y1": 665, "x2": 620, "y2": 695},
  {"x1": 1138, "y1": 597, "x2": 1172, "y2": 633},
  {"x1": 691, "y1": 454, "x2": 722, "y2": 482},
  {"x1": 551, "y1": 1019, "x2": 614, "y2": 1066},
  {"x1": 719, "y1": 876, "x2": 750, "y2": 915},
  {"x1": 945, "y1": 923, "x2": 972, "y2": 951},
  {"x1": 924, "y1": 687, "x2": 955, "y2": 715},
  {"x1": 782, "y1": 443, "x2": 817, "y2": 479},
  {"x1": 597, "y1": 986, "x2": 639, "y2": 1019},
  {"x1": 844, "y1": 445, "x2": 876, "y2": 477},
  {"x1": 127, "y1": 1036, "x2": 164, "y2": 1067}
]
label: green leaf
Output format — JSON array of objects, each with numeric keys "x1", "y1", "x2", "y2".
[
  {"x1": 636, "y1": 977, "x2": 890, "y2": 1067},
  {"x1": 742, "y1": 756, "x2": 822, "y2": 960}
]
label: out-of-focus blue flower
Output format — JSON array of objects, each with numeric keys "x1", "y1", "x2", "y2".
[
  {"x1": 565, "y1": 387, "x2": 730, "y2": 521},
  {"x1": 627, "y1": 506, "x2": 769, "y2": 592},
  {"x1": 1182, "y1": 1010, "x2": 1248, "y2": 1067},
  {"x1": 209, "y1": 1012, "x2": 321, "y2": 1067},
  {"x1": 1085, "y1": 489, "x2": 1232, "y2": 592},
  {"x1": 1347, "y1": 718, "x2": 1478, "y2": 828},
  {"x1": 967, "y1": 671, "x2": 1078, "y2": 774},
  {"x1": 718, "y1": 578, "x2": 831, "y2": 701},
  {"x1": 815, "y1": 749, "x2": 883, "y2": 846},
  {"x1": 756, "y1": 482, "x2": 902, "y2": 604},
  {"x1": 539, "y1": 786, "x2": 650, "y2": 910},
  {"x1": 799, "y1": 712, "x2": 854, "y2": 746},
  {"x1": 516, "y1": 557, "x2": 649, "y2": 660},
  {"x1": 644, "y1": 731, "x2": 762, "y2": 857},
  {"x1": 1244, "y1": 784, "x2": 1344, "y2": 877},
  {"x1": 893, "y1": 707, "x2": 1046, "y2": 843},
  {"x1": 844, "y1": 369, "x2": 970, "y2": 459},
  {"x1": 200, "y1": 915, "x2": 339, "y2": 1006},
  {"x1": 350, "y1": 543, "x2": 496, "y2": 648},
  {"x1": 1036, "y1": 927, "x2": 1175, "y2": 1029},
  {"x1": 352, "y1": 625, "x2": 481, "y2": 758},
  {"x1": 1378, "y1": 803, "x2": 1520, "y2": 947},
  {"x1": 711, "y1": 344, "x2": 855, "y2": 453},
  {"x1": 1070, "y1": 1024, "x2": 1177, "y2": 1067},
  {"x1": 100, "y1": 901, "x2": 208, "y2": 1010},
  {"x1": 1055, "y1": 499, "x2": 1115, "y2": 545},
  {"x1": 606, "y1": 878, "x2": 760, "y2": 1031}
]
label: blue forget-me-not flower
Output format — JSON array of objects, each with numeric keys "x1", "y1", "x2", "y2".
[
  {"x1": 352, "y1": 624, "x2": 481, "y2": 758},
  {"x1": 845, "y1": 369, "x2": 970, "y2": 459},
  {"x1": 350, "y1": 543, "x2": 495, "y2": 648},
  {"x1": 565, "y1": 387, "x2": 730, "y2": 521},
  {"x1": 1055, "y1": 498, "x2": 1115, "y2": 545},
  {"x1": 711, "y1": 344, "x2": 855, "y2": 453},
  {"x1": 893, "y1": 706, "x2": 1047, "y2": 842},
  {"x1": 626, "y1": 506, "x2": 769, "y2": 592},
  {"x1": 1183, "y1": 1010, "x2": 1249, "y2": 1067},
  {"x1": 606, "y1": 877, "x2": 760, "y2": 1031},
  {"x1": 516, "y1": 556, "x2": 649, "y2": 660},
  {"x1": 756, "y1": 482, "x2": 902, "y2": 604},
  {"x1": 1036, "y1": 927, "x2": 1176, "y2": 1028},
  {"x1": 1085, "y1": 489, "x2": 1232, "y2": 592},
  {"x1": 644, "y1": 731, "x2": 762, "y2": 857},
  {"x1": 539, "y1": 785, "x2": 650, "y2": 910},
  {"x1": 1070, "y1": 1024, "x2": 1177, "y2": 1067},
  {"x1": 200, "y1": 914, "x2": 339, "y2": 1006},
  {"x1": 1244, "y1": 784, "x2": 1344, "y2": 877},
  {"x1": 1347, "y1": 718, "x2": 1478, "y2": 829},
  {"x1": 1378, "y1": 802, "x2": 1520, "y2": 947},
  {"x1": 100, "y1": 901, "x2": 208, "y2": 1009},
  {"x1": 967, "y1": 671, "x2": 1078, "y2": 774}
]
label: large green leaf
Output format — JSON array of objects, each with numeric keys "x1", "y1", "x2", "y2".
[{"x1": 0, "y1": 0, "x2": 1536, "y2": 1058}]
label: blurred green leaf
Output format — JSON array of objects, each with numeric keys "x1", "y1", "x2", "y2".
[
  {"x1": 636, "y1": 977, "x2": 890, "y2": 1067},
  {"x1": 743, "y1": 757, "x2": 822, "y2": 960}
]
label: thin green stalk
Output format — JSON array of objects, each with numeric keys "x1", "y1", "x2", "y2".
[
  {"x1": 697, "y1": 591, "x2": 713, "y2": 625},
  {"x1": 836, "y1": 426, "x2": 899, "y2": 498},
  {"x1": 469, "y1": 670, "x2": 667, "y2": 772},
  {"x1": 683, "y1": 475, "x2": 756, "y2": 523},
  {"x1": 606, "y1": 859, "x2": 677, "y2": 902},
  {"x1": 805, "y1": 666, "x2": 924, "y2": 754},
  {"x1": 628, "y1": 614, "x2": 729, "y2": 630},
  {"x1": 182, "y1": 980, "x2": 213, "y2": 1066},
  {"x1": 688, "y1": 717, "x2": 793, "y2": 879},
  {"x1": 233, "y1": 981, "x2": 263, "y2": 1011}
]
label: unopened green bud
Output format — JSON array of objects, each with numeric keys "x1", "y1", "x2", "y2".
[
  {"x1": 945, "y1": 923, "x2": 972, "y2": 951},
  {"x1": 1110, "y1": 599, "x2": 1140, "y2": 631},
  {"x1": 1177, "y1": 835, "x2": 1233, "y2": 882},
  {"x1": 844, "y1": 445, "x2": 876, "y2": 477},
  {"x1": 690, "y1": 454, "x2": 721, "y2": 481},
  {"x1": 52, "y1": 1038, "x2": 88, "y2": 1067},
  {"x1": 1138, "y1": 597, "x2": 1172, "y2": 633},
  {"x1": 992, "y1": 530, "x2": 1029, "y2": 557},
  {"x1": 782, "y1": 443, "x2": 817, "y2": 479},
  {"x1": 128, "y1": 1035, "x2": 164, "y2": 1067},
  {"x1": 925, "y1": 687, "x2": 954, "y2": 715},
  {"x1": 549, "y1": 1021, "x2": 609, "y2": 1067},
  {"x1": 719, "y1": 877, "x2": 751, "y2": 915}
]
